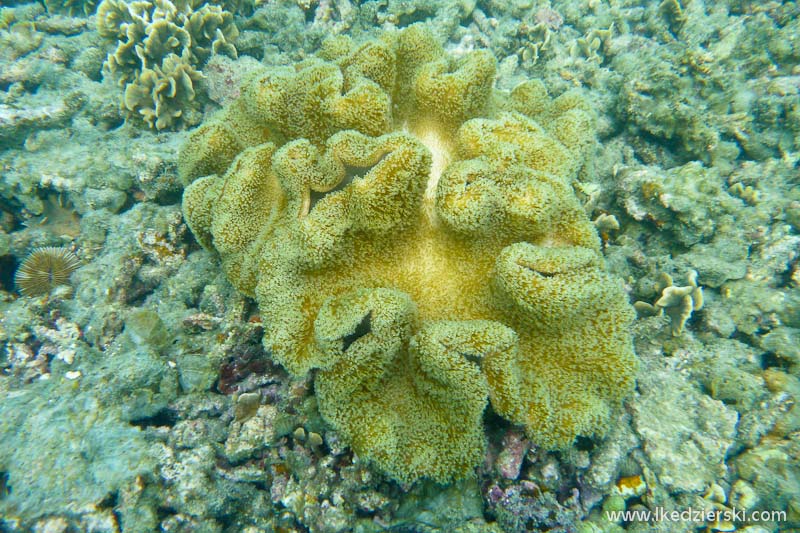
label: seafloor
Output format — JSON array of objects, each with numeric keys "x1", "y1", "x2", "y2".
[{"x1": 0, "y1": 0, "x2": 798, "y2": 532}]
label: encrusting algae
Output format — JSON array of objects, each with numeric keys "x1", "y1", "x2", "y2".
[{"x1": 180, "y1": 24, "x2": 637, "y2": 484}]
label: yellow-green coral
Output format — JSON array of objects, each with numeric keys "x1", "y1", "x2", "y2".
[
  {"x1": 122, "y1": 54, "x2": 203, "y2": 130},
  {"x1": 485, "y1": 244, "x2": 636, "y2": 448},
  {"x1": 311, "y1": 289, "x2": 496, "y2": 483},
  {"x1": 181, "y1": 25, "x2": 637, "y2": 482},
  {"x1": 96, "y1": 0, "x2": 238, "y2": 129}
]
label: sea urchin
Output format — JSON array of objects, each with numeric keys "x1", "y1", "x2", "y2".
[{"x1": 15, "y1": 246, "x2": 81, "y2": 296}]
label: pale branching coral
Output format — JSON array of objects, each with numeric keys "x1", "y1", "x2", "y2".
[
  {"x1": 96, "y1": 0, "x2": 239, "y2": 129},
  {"x1": 181, "y1": 25, "x2": 637, "y2": 482},
  {"x1": 635, "y1": 270, "x2": 704, "y2": 336}
]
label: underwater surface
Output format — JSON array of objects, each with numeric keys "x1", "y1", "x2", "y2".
[{"x1": 0, "y1": 0, "x2": 798, "y2": 531}]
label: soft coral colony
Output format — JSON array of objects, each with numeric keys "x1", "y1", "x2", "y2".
[{"x1": 179, "y1": 24, "x2": 638, "y2": 484}]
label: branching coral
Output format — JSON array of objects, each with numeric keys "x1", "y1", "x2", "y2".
[
  {"x1": 96, "y1": 0, "x2": 239, "y2": 129},
  {"x1": 180, "y1": 25, "x2": 637, "y2": 483}
]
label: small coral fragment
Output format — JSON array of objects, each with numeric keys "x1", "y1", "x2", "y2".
[
  {"x1": 125, "y1": 308, "x2": 168, "y2": 350},
  {"x1": 635, "y1": 270, "x2": 704, "y2": 336}
]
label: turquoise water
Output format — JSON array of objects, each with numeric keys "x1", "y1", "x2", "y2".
[{"x1": 0, "y1": 0, "x2": 798, "y2": 531}]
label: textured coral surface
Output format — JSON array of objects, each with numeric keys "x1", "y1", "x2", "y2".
[
  {"x1": 181, "y1": 25, "x2": 636, "y2": 483},
  {"x1": 96, "y1": 0, "x2": 239, "y2": 129}
]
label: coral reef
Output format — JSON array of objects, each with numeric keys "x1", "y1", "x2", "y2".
[
  {"x1": 0, "y1": 101, "x2": 80, "y2": 149},
  {"x1": 736, "y1": 438, "x2": 800, "y2": 523},
  {"x1": 3, "y1": 0, "x2": 799, "y2": 529},
  {"x1": 486, "y1": 483, "x2": 583, "y2": 532},
  {"x1": 180, "y1": 25, "x2": 636, "y2": 482},
  {"x1": 96, "y1": 0, "x2": 239, "y2": 129},
  {"x1": 632, "y1": 359, "x2": 738, "y2": 494}
]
